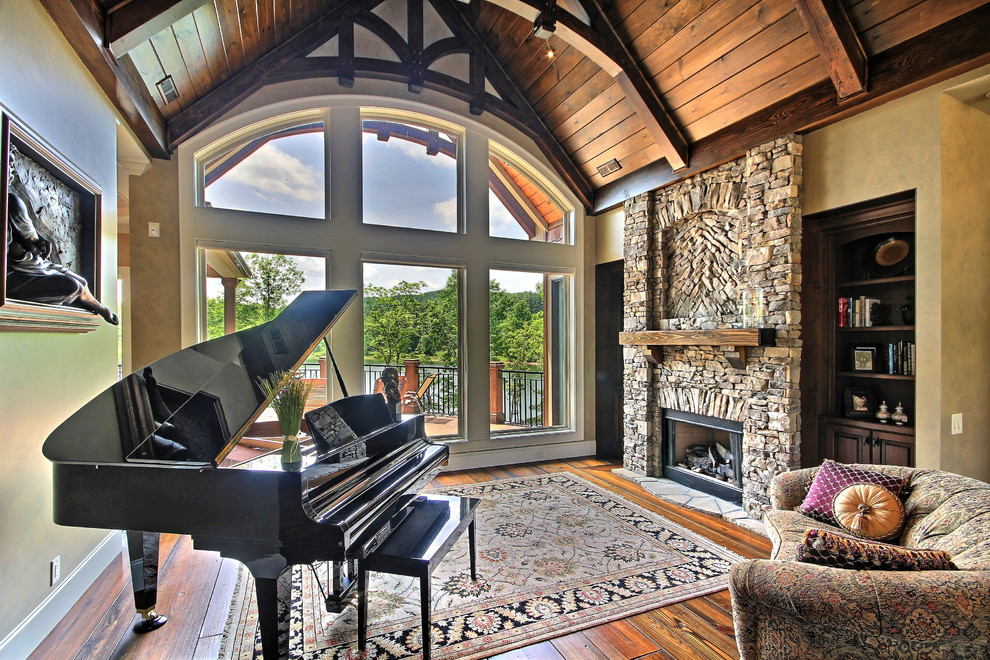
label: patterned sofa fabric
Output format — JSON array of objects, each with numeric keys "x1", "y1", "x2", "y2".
[{"x1": 731, "y1": 466, "x2": 990, "y2": 659}]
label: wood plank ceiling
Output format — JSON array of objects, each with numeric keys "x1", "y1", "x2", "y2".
[{"x1": 42, "y1": 0, "x2": 990, "y2": 211}]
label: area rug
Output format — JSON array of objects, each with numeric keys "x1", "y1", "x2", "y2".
[{"x1": 219, "y1": 471, "x2": 742, "y2": 659}]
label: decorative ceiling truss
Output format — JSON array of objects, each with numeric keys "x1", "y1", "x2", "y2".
[
  {"x1": 40, "y1": 0, "x2": 990, "y2": 213},
  {"x1": 158, "y1": 0, "x2": 594, "y2": 208}
]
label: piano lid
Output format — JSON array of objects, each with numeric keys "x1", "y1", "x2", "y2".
[{"x1": 43, "y1": 290, "x2": 357, "y2": 468}]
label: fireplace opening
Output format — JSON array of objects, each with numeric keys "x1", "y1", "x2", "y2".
[{"x1": 661, "y1": 409, "x2": 743, "y2": 504}]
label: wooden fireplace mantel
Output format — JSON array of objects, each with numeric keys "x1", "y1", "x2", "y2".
[{"x1": 618, "y1": 328, "x2": 776, "y2": 369}]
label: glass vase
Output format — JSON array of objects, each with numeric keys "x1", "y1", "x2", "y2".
[{"x1": 281, "y1": 434, "x2": 302, "y2": 471}]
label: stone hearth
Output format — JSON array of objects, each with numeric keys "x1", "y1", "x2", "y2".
[{"x1": 622, "y1": 135, "x2": 803, "y2": 518}]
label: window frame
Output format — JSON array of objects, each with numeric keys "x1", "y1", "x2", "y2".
[{"x1": 180, "y1": 98, "x2": 585, "y2": 452}]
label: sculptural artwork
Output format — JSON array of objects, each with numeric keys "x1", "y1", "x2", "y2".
[
  {"x1": 6, "y1": 189, "x2": 118, "y2": 324},
  {"x1": 379, "y1": 366, "x2": 401, "y2": 420}
]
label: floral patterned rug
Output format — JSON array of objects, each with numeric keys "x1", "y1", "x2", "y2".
[{"x1": 220, "y1": 471, "x2": 741, "y2": 659}]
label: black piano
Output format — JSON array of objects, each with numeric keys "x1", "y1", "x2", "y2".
[{"x1": 42, "y1": 290, "x2": 449, "y2": 659}]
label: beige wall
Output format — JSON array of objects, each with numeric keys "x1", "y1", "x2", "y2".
[
  {"x1": 594, "y1": 207, "x2": 624, "y2": 265},
  {"x1": 0, "y1": 0, "x2": 121, "y2": 642},
  {"x1": 804, "y1": 63, "x2": 990, "y2": 479},
  {"x1": 938, "y1": 93, "x2": 990, "y2": 481},
  {"x1": 129, "y1": 157, "x2": 182, "y2": 369}
]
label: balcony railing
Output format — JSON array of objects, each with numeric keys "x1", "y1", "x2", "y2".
[
  {"x1": 501, "y1": 369, "x2": 544, "y2": 427},
  {"x1": 364, "y1": 364, "x2": 459, "y2": 418},
  {"x1": 363, "y1": 362, "x2": 545, "y2": 427}
]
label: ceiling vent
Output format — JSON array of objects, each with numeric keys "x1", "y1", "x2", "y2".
[
  {"x1": 597, "y1": 158, "x2": 621, "y2": 178},
  {"x1": 156, "y1": 76, "x2": 179, "y2": 104}
]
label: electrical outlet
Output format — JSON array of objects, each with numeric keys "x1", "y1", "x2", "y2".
[
  {"x1": 148, "y1": 222, "x2": 160, "y2": 238},
  {"x1": 951, "y1": 413, "x2": 963, "y2": 435},
  {"x1": 50, "y1": 556, "x2": 60, "y2": 586},
  {"x1": 534, "y1": 449, "x2": 545, "y2": 460}
]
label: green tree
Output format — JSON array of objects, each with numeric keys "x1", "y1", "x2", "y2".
[
  {"x1": 364, "y1": 280, "x2": 426, "y2": 365},
  {"x1": 240, "y1": 253, "x2": 305, "y2": 322},
  {"x1": 418, "y1": 273, "x2": 459, "y2": 365},
  {"x1": 504, "y1": 311, "x2": 544, "y2": 365},
  {"x1": 489, "y1": 280, "x2": 515, "y2": 359}
]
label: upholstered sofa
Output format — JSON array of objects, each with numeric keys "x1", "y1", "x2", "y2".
[{"x1": 729, "y1": 464, "x2": 990, "y2": 659}]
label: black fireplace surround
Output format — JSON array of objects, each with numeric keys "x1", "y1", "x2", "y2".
[{"x1": 661, "y1": 409, "x2": 743, "y2": 504}]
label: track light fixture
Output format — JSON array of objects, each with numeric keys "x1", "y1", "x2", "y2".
[{"x1": 533, "y1": 0, "x2": 557, "y2": 39}]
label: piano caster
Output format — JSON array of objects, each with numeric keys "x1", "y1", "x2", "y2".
[{"x1": 133, "y1": 609, "x2": 168, "y2": 633}]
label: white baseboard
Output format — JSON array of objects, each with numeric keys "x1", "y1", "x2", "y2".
[
  {"x1": 0, "y1": 532, "x2": 122, "y2": 660},
  {"x1": 445, "y1": 440, "x2": 595, "y2": 471}
]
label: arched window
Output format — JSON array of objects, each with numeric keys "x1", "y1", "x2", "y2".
[
  {"x1": 200, "y1": 120, "x2": 326, "y2": 219},
  {"x1": 187, "y1": 103, "x2": 581, "y2": 447},
  {"x1": 489, "y1": 142, "x2": 568, "y2": 244}
]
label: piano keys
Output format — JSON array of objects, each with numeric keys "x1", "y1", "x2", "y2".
[{"x1": 43, "y1": 290, "x2": 449, "y2": 659}]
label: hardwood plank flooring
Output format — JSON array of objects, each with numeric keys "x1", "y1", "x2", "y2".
[{"x1": 30, "y1": 459, "x2": 769, "y2": 660}]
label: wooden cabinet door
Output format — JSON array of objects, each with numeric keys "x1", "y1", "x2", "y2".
[
  {"x1": 873, "y1": 428, "x2": 915, "y2": 467},
  {"x1": 826, "y1": 423, "x2": 870, "y2": 464}
]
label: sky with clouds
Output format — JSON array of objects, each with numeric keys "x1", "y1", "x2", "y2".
[
  {"x1": 205, "y1": 132, "x2": 325, "y2": 218},
  {"x1": 204, "y1": 124, "x2": 542, "y2": 295}
]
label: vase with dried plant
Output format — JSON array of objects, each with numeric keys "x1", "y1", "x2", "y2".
[{"x1": 258, "y1": 370, "x2": 313, "y2": 471}]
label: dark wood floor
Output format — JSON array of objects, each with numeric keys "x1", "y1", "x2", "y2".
[{"x1": 30, "y1": 458, "x2": 770, "y2": 660}]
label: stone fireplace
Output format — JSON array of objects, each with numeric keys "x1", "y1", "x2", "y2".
[{"x1": 622, "y1": 135, "x2": 803, "y2": 518}]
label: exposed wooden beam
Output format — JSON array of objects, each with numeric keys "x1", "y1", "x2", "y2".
[
  {"x1": 430, "y1": 0, "x2": 594, "y2": 209},
  {"x1": 167, "y1": 0, "x2": 387, "y2": 148},
  {"x1": 106, "y1": 0, "x2": 212, "y2": 56},
  {"x1": 479, "y1": 0, "x2": 688, "y2": 169},
  {"x1": 592, "y1": 3, "x2": 990, "y2": 213},
  {"x1": 793, "y1": 0, "x2": 867, "y2": 100},
  {"x1": 38, "y1": 0, "x2": 169, "y2": 158},
  {"x1": 576, "y1": 0, "x2": 688, "y2": 170}
]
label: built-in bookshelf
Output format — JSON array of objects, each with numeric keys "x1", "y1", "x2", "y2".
[{"x1": 802, "y1": 191, "x2": 917, "y2": 468}]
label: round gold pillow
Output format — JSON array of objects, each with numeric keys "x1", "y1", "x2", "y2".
[{"x1": 832, "y1": 483, "x2": 905, "y2": 541}]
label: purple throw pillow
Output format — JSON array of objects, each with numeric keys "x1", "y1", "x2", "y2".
[{"x1": 798, "y1": 460, "x2": 906, "y2": 526}]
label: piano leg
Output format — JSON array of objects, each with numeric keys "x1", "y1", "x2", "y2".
[
  {"x1": 245, "y1": 557, "x2": 292, "y2": 660},
  {"x1": 125, "y1": 531, "x2": 168, "y2": 633}
]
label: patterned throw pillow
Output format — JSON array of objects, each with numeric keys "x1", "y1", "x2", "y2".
[
  {"x1": 798, "y1": 460, "x2": 906, "y2": 525},
  {"x1": 832, "y1": 483, "x2": 906, "y2": 541},
  {"x1": 796, "y1": 529, "x2": 956, "y2": 571}
]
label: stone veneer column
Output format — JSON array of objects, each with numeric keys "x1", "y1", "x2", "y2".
[
  {"x1": 621, "y1": 135, "x2": 804, "y2": 517},
  {"x1": 622, "y1": 193, "x2": 655, "y2": 475}
]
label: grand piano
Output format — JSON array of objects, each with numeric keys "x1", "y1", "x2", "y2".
[{"x1": 42, "y1": 290, "x2": 450, "y2": 659}]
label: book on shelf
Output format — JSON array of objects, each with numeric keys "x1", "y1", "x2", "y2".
[
  {"x1": 837, "y1": 296, "x2": 883, "y2": 327},
  {"x1": 885, "y1": 341, "x2": 915, "y2": 375}
]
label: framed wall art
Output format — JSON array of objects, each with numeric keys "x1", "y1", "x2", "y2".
[
  {"x1": 850, "y1": 344, "x2": 880, "y2": 372},
  {"x1": 1, "y1": 110, "x2": 104, "y2": 332},
  {"x1": 844, "y1": 386, "x2": 876, "y2": 418}
]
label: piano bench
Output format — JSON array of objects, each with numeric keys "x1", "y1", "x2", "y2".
[{"x1": 357, "y1": 494, "x2": 480, "y2": 660}]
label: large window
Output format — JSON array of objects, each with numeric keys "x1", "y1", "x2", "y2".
[
  {"x1": 202, "y1": 122, "x2": 325, "y2": 219},
  {"x1": 363, "y1": 263, "x2": 460, "y2": 437},
  {"x1": 189, "y1": 105, "x2": 578, "y2": 446},
  {"x1": 489, "y1": 269, "x2": 567, "y2": 433},
  {"x1": 362, "y1": 114, "x2": 459, "y2": 232}
]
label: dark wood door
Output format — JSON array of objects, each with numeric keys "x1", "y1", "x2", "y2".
[{"x1": 595, "y1": 260, "x2": 623, "y2": 459}]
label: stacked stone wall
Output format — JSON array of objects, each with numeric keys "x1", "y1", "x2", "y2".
[{"x1": 623, "y1": 135, "x2": 803, "y2": 517}]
